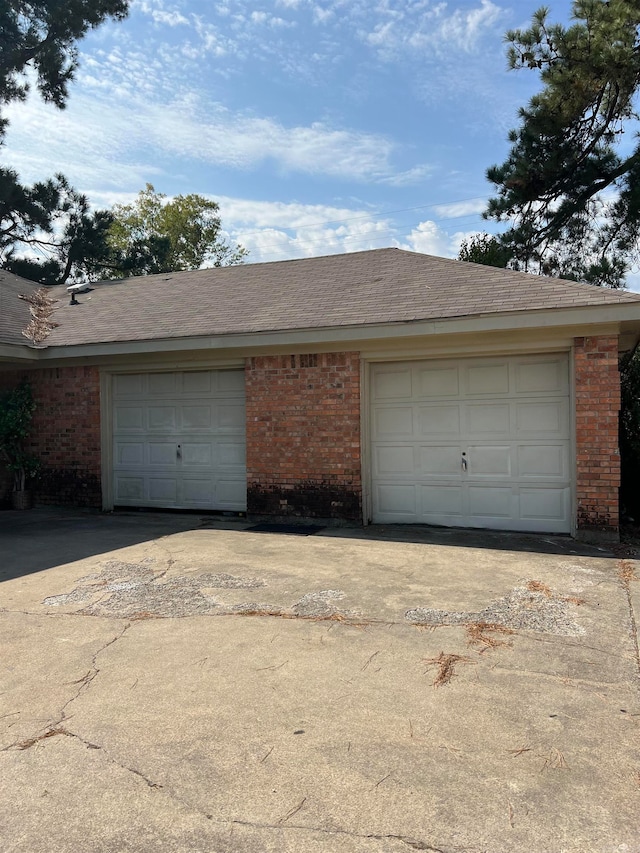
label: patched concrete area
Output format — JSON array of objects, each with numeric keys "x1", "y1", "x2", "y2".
[{"x1": 1, "y1": 509, "x2": 639, "y2": 853}]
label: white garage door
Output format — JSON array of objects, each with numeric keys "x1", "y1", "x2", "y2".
[
  {"x1": 371, "y1": 354, "x2": 571, "y2": 532},
  {"x1": 112, "y1": 370, "x2": 246, "y2": 510}
]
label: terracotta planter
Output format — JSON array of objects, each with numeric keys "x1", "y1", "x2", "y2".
[{"x1": 10, "y1": 490, "x2": 32, "y2": 510}]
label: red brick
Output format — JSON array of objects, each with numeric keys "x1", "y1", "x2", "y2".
[
  {"x1": 0, "y1": 366, "x2": 101, "y2": 507},
  {"x1": 245, "y1": 352, "x2": 361, "y2": 519},
  {"x1": 574, "y1": 335, "x2": 620, "y2": 533}
]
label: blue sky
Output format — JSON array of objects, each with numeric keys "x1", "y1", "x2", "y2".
[{"x1": 5, "y1": 0, "x2": 590, "y2": 270}]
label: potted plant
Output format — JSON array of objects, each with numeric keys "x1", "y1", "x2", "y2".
[{"x1": 0, "y1": 380, "x2": 40, "y2": 509}]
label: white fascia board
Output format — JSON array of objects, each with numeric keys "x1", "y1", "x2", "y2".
[
  {"x1": 0, "y1": 343, "x2": 39, "y2": 362},
  {"x1": 22, "y1": 302, "x2": 640, "y2": 361}
]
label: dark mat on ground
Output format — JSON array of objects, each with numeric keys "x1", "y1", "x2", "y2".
[{"x1": 246, "y1": 523, "x2": 325, "y2": 536}]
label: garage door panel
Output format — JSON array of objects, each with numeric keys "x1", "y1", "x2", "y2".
[
  {"x1": 376, "y1": 484, "x2": 417, "y2": 515},
  {"x1": 375, "y1": 407, "x2": 414, "y2": 437},
  {"x1": 468, "y1": 446, "x2": 511, "y2": 477},
  {"x1": 516, "y1": 401, "x2": 567, "y2": 434},
  {"x1": 148, "y1": 478, "x2": 178, "y2": 503},
  {"x1": 116, "y1": 443, "x2": 144, "y2": 466},
  {"x1": 148, "y1": 443, "x2": 177, "y2": 466},
  {"x1": 418, "y1": 366, "x2": 459, "y2": 397},
  {"x1": 371, "y1": 355, "x2": 571, "y2": 533},
  {"x1": 518, "y1": 445, "x2": 567, "y2": 478},
  {"x1": 466, "y1": 403, "x2": 510, "y2": 433},
  {"x1": 182, "y1": 478, "x2": 214, "y2": 504},
  {"x1": 374, "y1": 445, "x2": 415, "y2": 475},
  {"x1": 373, "y1": 369, "x2": 412, "y2": 399},
  {"x1": 148, "y1": 406, "x2": 176, "y2": 430},
  {"x1": 113, "y1": 370, "x2": 246, "y2": 511},
  {"x1": 148, "y1": 373, "x2": 177, "y2": 395},
  {"x1": 468, "y1": 486, "x2": 512, "y2": 518},
  {"x1": 465, "y1": 363, "x2": 509, "y2": 395},
  {"x1": 217, "y1": 370, "x2": 245, "y2": 393},
  {"x1": 182, "y1": 406, "x2": 212, "y2": 429},
  {"x1": 418, "y1": 405, "x2": 460, "y2": 435},
  {"x1": 114, "y1": 406, "x2": 144, "y2": 431},
  {"x1": 114, "y1": 374, "x2": 143, "y2": 396},
  {"x1": 520, "y1": 488, "x2": 569, "y2": 521},
  {"x1": 515, "y1": 358, "x2": 568, "y2": 395},
  {"x1": 181, "y1": 443, "x2": 213, "y2": 467},
  {"x1": 420, "y1": 446, "x2": 461, "y2": 476},
  {"x1": 421, "y1": 485, "x2": 463, "y2": 515},
  {"x1": 115, "y1": 476, "x2": 145, "y2": 501},
  {"x1": 183, "y1": 371, "x2": 213, "y2": 393}
]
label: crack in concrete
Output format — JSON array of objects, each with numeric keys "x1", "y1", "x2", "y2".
[
  {"x1": 1, "y1": 622, "x2": 131, "y2": 753},
  {"x1": 149, "y1": 536, "x2": 180, "y2": 583},
  {"x1": 3, "y1": 718, "x2": 462, "y2": 851},
  {"x1": 360, "y1": 833, "x2": 449, "y2": 851},
  {"x1": 230, "y1": 819, "x2": 462, "y2": 851},
  {"x1": 58, "y1": 622, "x2": 132, "y2": 719},
  {"x1": 14, "y1": 722, "x2": 167, "y2": 791}
]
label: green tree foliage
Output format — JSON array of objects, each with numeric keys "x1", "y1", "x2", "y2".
[
  {"x1": 1, "y1": 171, "x2": 115, "y2": 283},
  {"x1": 457, "y1": 233, "x2": 511, "y2": 268},
  {"x1": 485, "y1": 0, "x2": 640, "y2": 288},
  {"x1": 105, "y1": 184, "x2": 247, "y2": 277},
  {"x1": 0, "y1": 380, "x2": 40, "y2": 491},
  {"x1": 0, "y1": 0, "x2": 128, "y2": 134},
  {"x1": 0, "y1": 1, "x2": 130, "y2": 283}
]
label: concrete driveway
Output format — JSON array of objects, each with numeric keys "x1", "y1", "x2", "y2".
[{"x1": 1, "y1": 509, "x2": 639, "y2": 853}]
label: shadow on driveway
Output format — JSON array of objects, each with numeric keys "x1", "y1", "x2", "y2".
[
  {"x1": 0, "y1": 506, "x2": 609, "y2": 583},
  {"x1": 0, "y1": 508, "x2": 205, "y2": 581}
]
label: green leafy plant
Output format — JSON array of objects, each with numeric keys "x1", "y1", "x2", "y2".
[{"x1": 0, "y1": 380, "x2": 40, "y2": 492}]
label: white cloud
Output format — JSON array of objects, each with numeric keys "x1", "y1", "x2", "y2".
[
  {"x1": 312, "y1": 5, "x2": 334, "y2": 24},
  {"x1": 151, "y1": 9, "x2": 189, "y2": 25},
  {"x1": 360, "y1": 0, "x2": 505, "y2": 59},
  {"x1": 213, "y1": 196, "x2": 396, "y2": 262},
  {"x1": 624, "y1": 269, "x2": 640, "y2": 293},
  {"x1": 3, "y1": 78, "x2": 428, "y2": 187},
  {"x1": 379, "y1": 164, "x2": 434, "y2": 187},
  {"x1": 136, "y1": 0, "x2": 189, "y2": 26},
  {"x1": 433, "y1": 199, "x2": 487, "y2": 218},
  {"x1": 216, "y1": 198, "x2": 370, "y2": 228},
  {"x1": 401, "y1": 220, "x2": 475, "y2": 258},
  {"x1": 212, "y1": 195, "x2": 486, "y2": 265},
  {"x1": 217, "y1": 198, "x2": 485, "y2": 264},
  {"x1": 433, "y1": 0, "x2": 504, "y2": 51},
  {"x1": 249, "y1": 10, "x2": 294, "y2": 27}
]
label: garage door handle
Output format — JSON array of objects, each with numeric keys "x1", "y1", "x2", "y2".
[
  {"x1": 177, "y1": 444, "x2": 182, "y2": 459},
  {"x1": 461, "y1": 453, "x2": 467, "y2": 471}
]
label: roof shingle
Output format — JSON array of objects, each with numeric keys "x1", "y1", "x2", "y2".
[
  {"x1": 0, "y1": 270, "x2": 35, "y2": 346},
  {"x1": 5, "y1": 248, "x2": 640, "y2": 348}
]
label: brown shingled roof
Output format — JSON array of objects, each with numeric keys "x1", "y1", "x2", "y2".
[
  {"x1": 12, "y1": 248, "x2": 640, "y2": 348},
  {"x1": 0, "y1": 270, "x2": 36, "y2": 346}
]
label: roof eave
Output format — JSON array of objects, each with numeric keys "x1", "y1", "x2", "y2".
[
  {"x1": 0, "y1": 342, "x2": 40, "y2": 362},
  {"x1": 24, "y1": 301, "x2": 640, "y2": 360}
]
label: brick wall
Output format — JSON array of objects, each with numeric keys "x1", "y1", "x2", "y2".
[
  {"x1": 245, "y1": 352, "x2": 362, "y2": 520},
  {"x1": 0, "y1": 366, "x2": 102, "y2": 507},
  {"x1": 574, "y1": 335, "x2": 620, "y2": 537}
]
